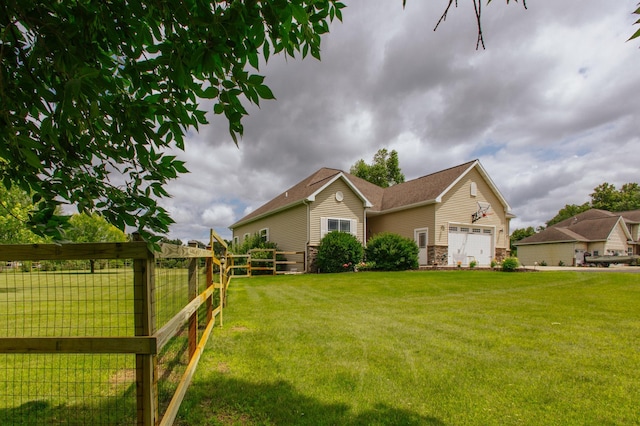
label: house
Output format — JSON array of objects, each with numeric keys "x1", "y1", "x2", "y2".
[
  {"x1": 229, "y1": 159, "x2": 514, "y2": 271},
  {"x1": 515, "y1": 209, "x2": 640, "y2": 266}
]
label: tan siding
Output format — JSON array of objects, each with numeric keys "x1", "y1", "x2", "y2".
[
  {"x1": 436, "y1": 168, "x2": 509, "y2": 250},
  {"x1": 232, "y1": 204, "x2": 307, "y2": 253},
  {"x1": 309, "y1": 179, "x2": 365, "y2": 244},
  {"x1": 518, "y1": 243, "x2": 576, "y2": 266},
  {"x1": 367, "y1": 205, "x2": 435, "y2": 243},
  {"x1": 604, "y1": 223, "x2": 629, "y2": 254},
  {"x1": 588, "y1": 242, "x2": 606, "y2": 255}
]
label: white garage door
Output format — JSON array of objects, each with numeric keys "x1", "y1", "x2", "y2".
[{"x1": 448, "y1": 226, "x2": 493, "y2": 266}]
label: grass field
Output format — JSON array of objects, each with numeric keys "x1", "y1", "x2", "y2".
[
  {"x1": 177, "y1": 271, "x2": 640, "y2": 426},
  {"x1": 0, "y1": 266, "x2": 206, "y2": 425}
]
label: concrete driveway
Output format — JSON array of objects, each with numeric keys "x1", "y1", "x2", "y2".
[{"x1": 523, "y1": 265, "x2": 640, "y2": 273}]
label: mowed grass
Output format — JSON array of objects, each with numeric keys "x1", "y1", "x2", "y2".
[
  {"x1": 178, "y1": 271, "x2": 640, "y2": 426},
  {"x1": 0, "y1": 266, "x2": 202, "y2": 424}
]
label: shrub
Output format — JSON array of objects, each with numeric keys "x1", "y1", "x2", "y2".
[
  {"x1": 317, "y1": 231, "x2": 363, "y2": 273},
  {"x1": 365, "y1": 232, "x2": 419, "y2": 271},
  {"x1": 232, "y1": 233, "x2": 283, "y2": 275},
  {"x1": 501, "y1": 257, "x2": 520, "y2": 272},
  {"x1": 469, "y1": 260, "x2": 477, "y2": 268}
]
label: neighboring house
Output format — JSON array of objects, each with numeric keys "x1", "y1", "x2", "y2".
[
  {"x1": 515, "y1": 209, "x2": 639, "y2": 266},
  {"x1": 229, "y1": 159, "x2": 514, "y2": 271}
]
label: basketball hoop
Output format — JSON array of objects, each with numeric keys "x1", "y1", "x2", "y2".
[{"x1": 472, "y1": 202, "x2": 491, "y2": 223}]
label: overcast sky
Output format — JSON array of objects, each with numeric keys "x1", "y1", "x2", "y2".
[{"x1": 161, "y1": 0, "x2": 640, "y2": 243}]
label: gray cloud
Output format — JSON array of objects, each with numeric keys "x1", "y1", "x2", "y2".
[{"x1": 161, "y1": 0, "x2": 640, "y2": 243}]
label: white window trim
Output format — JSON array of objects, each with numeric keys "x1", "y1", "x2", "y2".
[
  {"x1": 260, "y1": 228, "x2": 269, "y2": 242},
  {"x1": 321, "y1": 217, "x2": 357, "y2": 238}
]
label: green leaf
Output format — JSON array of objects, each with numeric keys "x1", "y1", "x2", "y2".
[
  {"x1": 291, "y1": 4, "x2": 309, "y2": 24},
  {"x1": 256, "y1": 84, "x2": 276, "y2": 100}
]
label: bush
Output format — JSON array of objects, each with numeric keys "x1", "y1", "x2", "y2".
[
  {"x1": 317, "y1": 231, "x2": 363, "y2": 273},
  {"x1": 365, "y1": 232, "x2": 419, "y2": 271},
  {"x1": 501, "y1": 257, "x2": 520, "y2": 272}
]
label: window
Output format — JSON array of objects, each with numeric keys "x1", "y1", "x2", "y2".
[
  {"x1": 243, "y1": 233, "x2": 250, "y2": 241},
  {"x1": 233, "y1": 236, "x2": 239, "y2": 247},
  {"x1": 593, "y1": 250, "x2": 599, "y2": 256},
  {"x1": 260, "y1": 228, "x2": 269, "y2": 242},
  {"x1": 449, "y1": 226, "x2": 458, "y2": 232},
  {"x1": 472, "y1": 228, "x2": 481, "y2": 233},
  {"x1": 321, "y1": 217, "x2": 356, "y2": 237},
  {"x1": 460, "y1": 227, "x2": 469, "y2": 233},
  {"x1": 483, "y1": 229, "x2": 492, "y2": 234},
  {"x1": 418, "y1": 232, "x2": 427, "y2": 249}
]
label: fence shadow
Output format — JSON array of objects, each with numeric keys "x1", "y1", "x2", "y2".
[
  {"x1": 0, "y1": 384, "x2": 137, "y2": 425},
  {"x1": 176, "y1": 377, "x2": 446, "y2": 425}
]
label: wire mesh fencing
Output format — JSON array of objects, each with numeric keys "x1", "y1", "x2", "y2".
[{"x1": 0, "y1": 234, "x2": 228, "y2": 425}]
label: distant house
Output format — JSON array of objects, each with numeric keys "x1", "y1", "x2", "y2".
[
  {"x1": 515, "y1": 209, "x2": 640, "y2": 266},
  {"x1": 229, "y1": 159, "x2": 514, "y2": 272}
]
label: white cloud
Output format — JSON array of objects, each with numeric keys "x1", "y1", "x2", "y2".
[{"x1": 201, "y1": 205, "x2": 236, "y2": 228}]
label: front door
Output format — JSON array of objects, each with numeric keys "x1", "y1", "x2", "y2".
[{"x1": 414, "y1": 228, "x2": 428, "y2": 265}]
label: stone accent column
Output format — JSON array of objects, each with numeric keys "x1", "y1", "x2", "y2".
[
  {"x1": 307, "y1": 245, "x2": 319, "y2": 273},
  {"x1": 428, "y1": 246, "x2": 449, "y2": 265},
  {"x1": 495, "y1": 248, "x2": 507, "y2": 263}
]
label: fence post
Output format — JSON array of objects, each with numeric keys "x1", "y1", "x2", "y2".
[
  {"x1": 187, "y1": 242, "x2": 198, "y2": 359},
  {"x1": 133, "y1": 235, "x2": 158, "y2": 426},
  {"x1": 205, "y1": 249, "x2": 213, "y2": 325}
]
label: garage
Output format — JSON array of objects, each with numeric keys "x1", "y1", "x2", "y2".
[{"x1": 448, "y1": 226, "x2": 493, "y2": 266}]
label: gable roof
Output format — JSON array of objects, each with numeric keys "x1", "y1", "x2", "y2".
[
  {"x1": 231, "y1": 159, "x2": 512, "y2": 228},
  {"x1": 516, "y1": 209, "x2": 632, "y2": 245}
]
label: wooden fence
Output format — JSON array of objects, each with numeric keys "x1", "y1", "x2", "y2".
[
  {"x1": 228, "y1": 249, "x2": 305, "y2": 276},
  {"x1": 0, "y1": 230, "x2": 231, "y2": 425}
]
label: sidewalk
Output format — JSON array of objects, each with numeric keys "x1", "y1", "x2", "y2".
[{"x1": 523, "y1": 265, "x2": 640, "y2": 273}]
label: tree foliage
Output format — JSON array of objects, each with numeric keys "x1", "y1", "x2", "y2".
[
  {"x1": 538, "y1": 181, "x2": 640, "y2": 235},
  {"x1": 0, "y1": 0, "x2": 345, "y2": 244},
  {"x1": 0, "y1": 184, "x2": 46, "y2": 244},
  {"x1": 591, "y1": 182, "x2": 640, "y2": 212},
  {"x1": 350, "y1": 149, "x2": 405, "y2": 188},
  {"x1": 630, "y1": 2, "x2": 640, "y2": 42},
  {"x1": 65, "y1": 213, "x2": 128, "y2": 243}
]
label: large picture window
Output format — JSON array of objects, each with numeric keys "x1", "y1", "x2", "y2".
[{"x1": 321, "y1": 217, "x2": 357, "y2": 238}]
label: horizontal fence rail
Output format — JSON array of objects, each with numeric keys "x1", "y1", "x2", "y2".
[
  {"x1": 228, "y1": 249, "x2": 305, "y2": 277},
  {"x1": 0, "y1": 230, "x2": 231, "y2": 425}
]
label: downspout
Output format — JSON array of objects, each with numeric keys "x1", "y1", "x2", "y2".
[
  {"x1": 363, "y1": 206, "x2": 368, "y2": 248},
  {"x1": 304, "y1": 199, "x2": 310, "y2": 272}
]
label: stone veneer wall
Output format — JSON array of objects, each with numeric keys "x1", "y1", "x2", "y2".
[
  {"x1": 495, "y1": 248, "x2": 508, "y2": 263},
  {"x1": 307, "y1": 245, "x2": 319, "y2": 273},
  {"x1": 428, "y1": 246, "x2": 449, "y2": 265}
]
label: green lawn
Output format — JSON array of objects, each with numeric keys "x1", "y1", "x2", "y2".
[
  {"x1": 178, "y1": 271, "x2": 640, "y2": 426},
  {"x1": 0, "y1": 266, "x2": 204, "y2": 425}
]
